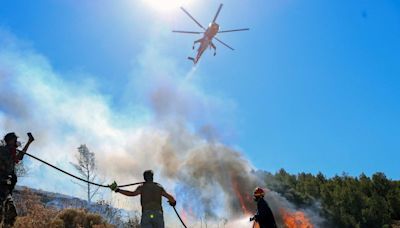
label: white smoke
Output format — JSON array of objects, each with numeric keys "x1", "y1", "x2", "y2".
[{"x1": 0, "y1": 28, "x2": 325, "y2": 227}]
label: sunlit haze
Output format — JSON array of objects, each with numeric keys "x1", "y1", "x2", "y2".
[
  {"x1": 142, "y1": 0, "x2": 193, "y2": 12},
  {"x1": 0, "y1": 0, "x2": 399, "y2": 227}
]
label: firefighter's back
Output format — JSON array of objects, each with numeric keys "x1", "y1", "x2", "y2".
[
  {"x1": 140, "y1": 182, "x2": 164, "y2": 211},
  {"x1": 138, "y1": 182, "x2": 165, "y2": 228},
  {"x1": 0, "y1": 145, "x2": 14, "y2": 176}
]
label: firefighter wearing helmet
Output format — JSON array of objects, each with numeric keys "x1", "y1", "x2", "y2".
[{"x1": 250, "y1": 187, "x2": 277, "y2": 228}]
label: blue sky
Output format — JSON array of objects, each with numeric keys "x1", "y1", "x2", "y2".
[{"x1": 1, "y1": 0, "x2": 399, "y2": 187}]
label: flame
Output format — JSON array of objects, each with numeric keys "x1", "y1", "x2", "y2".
[
  {"x1": 252, "y1": 221, "x2": 260, "y2": 228},
  {"x1": 231, "y1": 176, "x2": 252, "y2": 216},
  {"x1": 280, "y1": 208, "x2": 314, "y2": 228},
  {"x1": 181, "y1": 208, "x2": 188, "y2": 224},
  {"x1": 187, "y1": 206, "x2": 195, "y2": 218}
]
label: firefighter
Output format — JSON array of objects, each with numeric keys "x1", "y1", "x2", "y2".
[
  {"x1": 109, "y1": 170, "x2": 176, "y2": 228},
  {"x1": 250, "y1": 187, "x2": 277, "y2": 228},
  {"x1": 0, "y1": 132, "x2": 34, "y2": 227}
]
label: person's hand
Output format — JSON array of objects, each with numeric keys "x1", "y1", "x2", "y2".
[
  {"x1": 168, "y1": 200, "x2": 177, "y2": 207},
  {"x1": 109, "y1": 181, "x2": 119, "y2": 192},
  {"x1": 27, "y1": 132, "x2": 35, "y2": 143}
]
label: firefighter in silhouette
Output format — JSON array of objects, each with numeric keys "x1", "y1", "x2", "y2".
[
  {"x1": 109, "y1": 170, "x2": 176, "y2": 228},
  {"x1": 0, "y1": 132, "x2": 34, "y2": 227},
  {"x1": 250, "y1": 187, "x2": 277, "y2": 228}
]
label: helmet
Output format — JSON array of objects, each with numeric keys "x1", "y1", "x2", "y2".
[
  {"x1": 253, "y1": 187, "x2": 265, "y2": 197},
  {"x1": 4, "y1": 132, "x2": 18, "y2": 143}
]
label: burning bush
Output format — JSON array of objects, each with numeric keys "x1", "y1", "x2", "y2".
[{"x1": 280, "y1": 209, "x2": 314, "y2": 228}]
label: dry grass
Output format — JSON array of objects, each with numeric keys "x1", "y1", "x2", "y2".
[{"x1": 13, "y1": 188, "x2": 114, "y2": 228}]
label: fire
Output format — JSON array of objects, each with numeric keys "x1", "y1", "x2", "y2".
[
  {"x1": 252, "y1": 221, "x2": 260, "y2": 228},
  {"x1": 231, "y1": 177, "x2": 253, "y2": 216},
  {"x1": 180, "y1": 208, "x2": 188, "y2": 224},
  {"x1": 280, "y1": 209, "x2": 314, "y2": 228},
  {"x1": 187, "y1": 206, "x2": 195, "y2": 218},
  {"x1": 180, "y1": 205, "x2": 195, "y2": 225}
]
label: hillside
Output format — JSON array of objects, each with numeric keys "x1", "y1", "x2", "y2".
[
  {"x1": 258, "y1": 170, "x2": 400, "y2": 228},
  {"x1": 10, "y1": 170, "x2": 400, "y2": 228},
  {"x1": 11, "y1": 186, "x2": 140, "y2": 228}
]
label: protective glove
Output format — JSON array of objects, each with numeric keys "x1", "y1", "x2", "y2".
[
  {"x1": 168, "y1": 200, "x2": 177, "y2": 207},
  {"x1": 109, "y1": 181, "x2": 119, "y2": 192}
]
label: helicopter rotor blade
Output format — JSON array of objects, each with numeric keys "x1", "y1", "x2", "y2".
[
  {"x1": 214, "y1": 37, "x2": 234, "y2": 50},
  {"x1": 218, "y1": 28, "x2": 250, "y2": 33},
  {"x1": 212, "y1": 4, "x2": 223, "y2": 23},
  {"x1": 180, "y1": 7, "x2": 206, "y2": 30},
  {"x1": 172, "y1": 30, "x2": 203, "y2": 34}
]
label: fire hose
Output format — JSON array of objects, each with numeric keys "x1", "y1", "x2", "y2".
[
  {"x1": 173, "y1": 205, "x2": 188, "y2": 228},
  {"x1": 21, "y1": 151, "x2": 188, "y2": 228},
  {"x1": 22, "y1": 152, "x2": 142, "y2": 187}
]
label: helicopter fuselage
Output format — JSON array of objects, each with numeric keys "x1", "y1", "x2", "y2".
[
  {"x1": 193, "y1": 23, "x2": 220, "y2": 63},
  {"x1": 174, "y1": 4, "x2": 249, "y2": 64}
]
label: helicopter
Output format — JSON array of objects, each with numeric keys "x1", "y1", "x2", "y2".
[{"x1": 173, "y1": 3, "x2": 249, "y2": 64}]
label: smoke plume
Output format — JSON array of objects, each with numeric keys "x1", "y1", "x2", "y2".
[{"x1": 0, "y1": 28, "x2": 324, "y2": 227}]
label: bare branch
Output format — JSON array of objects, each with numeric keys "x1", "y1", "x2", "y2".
[
  {"x1": 71, "y1": 144, "x2": 103, "y2": 206},
  {"x1": 70, "y1": 179, "x2": 86, "y2": 189}
]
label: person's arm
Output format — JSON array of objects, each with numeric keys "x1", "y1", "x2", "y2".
[
  {"x1": 109, "y1": 181, "x2": 141, "y2": 197},
  {"x1": 252, "y1": 211, "x2": 260, "y2": 222},
  {"x1": 252, "y1": 201, "x2": 263, "y2": 221},
  {"x1": 17, "y1": 133, "x2": 34, "y2": 160},
  {"x1": 117, "y1": 188, "x2": 141, "y2": 197},
  {"x1": 162, "y1": 190, "x2": 176, "y2": 206}
]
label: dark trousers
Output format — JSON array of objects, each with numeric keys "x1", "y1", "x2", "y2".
[
  {"x1": 141, "y1": 210, "x2": 164, "y2": 228},
  {"x1": 0, "y1": 174, "x2": 18, "y2": 227}
]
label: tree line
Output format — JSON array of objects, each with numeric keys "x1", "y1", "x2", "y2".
[{"x1": 258, "y1": 169, "x2": 400, "y2": 228}]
